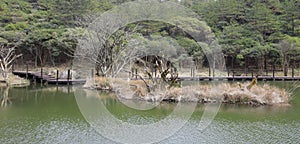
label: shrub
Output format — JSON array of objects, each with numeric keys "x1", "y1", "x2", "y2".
[{"x1": 4, "y1": 22, "x2": 28, "y2": 31}]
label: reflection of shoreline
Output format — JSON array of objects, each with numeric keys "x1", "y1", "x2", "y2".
[
  {"x1": 27, "y1": 85, "x2": 76, "y2": 93},
  {"x1": 78, "y1": 88, "x2": 295, "y2": 123},
  {"x1": 80, "y1": 89, "x2": 182, "y2": 112},
  {"x1": 220, "y1": 103, "x2": 291, "y2": 114}
]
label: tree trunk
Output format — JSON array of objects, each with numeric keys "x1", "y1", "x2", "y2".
[
  {"x1": 264, "y1": 55, "x2": 267, "y2": 72},
  {"x1": 284, "y1": 63, "x2": 288, "y2": 76},
  {"x1": 231, "y1": 56, "x2": 235, "y2": 69}
]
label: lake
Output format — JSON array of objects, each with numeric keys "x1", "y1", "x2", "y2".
[{"x1": 1, "y1": 81, "x2": 300, "y2": 143}]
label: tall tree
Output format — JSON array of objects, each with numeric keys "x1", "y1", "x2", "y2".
[{"x1": 277, "y1": 35, "x2": 300, "y2": 76}]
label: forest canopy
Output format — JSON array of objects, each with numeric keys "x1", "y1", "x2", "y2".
[{"x1": 0, "y1": 0, "x2": 299, "y2": 75}]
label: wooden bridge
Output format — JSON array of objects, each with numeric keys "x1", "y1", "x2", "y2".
[
  {"x1": 179, "y1": 76, "x2": 300, "y2": 81},
  {"x1": 12, "y1": 68, "x2": 299, "y2": 85},
  {"x1": 12, "y1": 70, "x2": 86, "y2": 85}
]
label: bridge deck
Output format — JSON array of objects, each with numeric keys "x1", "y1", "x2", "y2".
[
  {"x1": 13, "y1": 71, "x2": 86, "y2": 85},
  {"x1": 13, "y1": 71, "x2": 299, "y2": 85}
]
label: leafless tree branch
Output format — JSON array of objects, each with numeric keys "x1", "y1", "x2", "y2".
[{"x1": 0, "y1": 45, "x2": 22, "y2": 82}]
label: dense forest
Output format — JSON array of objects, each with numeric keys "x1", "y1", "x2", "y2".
[{"x1": 0, "y1": 0, "x2": 299, "y2": 76}]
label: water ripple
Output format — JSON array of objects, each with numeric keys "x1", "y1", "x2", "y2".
[{"x1": 1, "y1": 118, "x2": 299, "y2": 144}]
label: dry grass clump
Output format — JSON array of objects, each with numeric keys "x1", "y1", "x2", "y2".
[
  {"x1": 109, "y1": 79, "x2": 151, "y2": 99},
  {"x1": 94, "y1": 77, "x2": 111, "y2": 88},
  {"x1": 193, "y1": 83, "x2": 290, "y2": 105},
  {"x1": 0, "y1": 74, "x2": 30, "y2": 87},
  {"x1": 87, "y1": 77, "x2": 292, "y2": 106},
  {"x1": 164, "y1": 87, "x2": 182, "y2": 102},
  {"x1": 250, "y1": 84, "x2": 290, "y2": 105},
  {"x1": 147, "y1": 83, "x2": 291, "y2": 105},
  {"x1": 128, "y1": 80, "x2": 149, "y2": 94},
  {"x1": 84, "y1": 77, "x2": 112, "y2": 90}
]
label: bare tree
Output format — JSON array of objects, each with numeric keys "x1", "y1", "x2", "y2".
[
  {"x1": 69, "y1": 13, "x2": 142, "y2": 78},
  {"x1": 71, "y1": 27, "x2": 140, "y2": 78},
  {"x1": 0, "y1": 45, "x2": 22, "y2": 83},
  {"x1": 132, "y1": 55, "x2": 180, "y2": 93}
]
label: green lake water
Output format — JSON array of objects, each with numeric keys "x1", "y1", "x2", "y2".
[{"x1": 0, "y1": 81, "x2": 300, "y2": 143}]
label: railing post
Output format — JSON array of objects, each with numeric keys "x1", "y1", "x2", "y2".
[
  {"x1": 272, "y1": 65, "x2": 275, "y2": 80},
  {"x1": 193, "y1": 68, "x2": 196, "y2": 78},
  {"x1": 232, "y1": 70, "x2": 235, "y2": 81},
  {"x1": 135, "y1": 69, "x2": 137, "y2": 79},
  {"x1": 56, "y1": 69, "x2": 59, "y2": 85},
  {"x1": 298, "y1": 64, "x2": 300, "y2": 77},
  {"x1": 67, "y1": 69, "x2": 71, "y2": 85},
  {"x1": 212, "y1": 67, "x2": 215, "y2": 78},
  {"x1": 227, "y1": 69, "x2": 230, "y2": 77},
  {"x1": 292, "y1": 65, "x2": 295, "y2": 78},
  {"x1": 40, "y1": 67, "x2": 43, "y2": 84},
  {"x1": 41, "y1": 68, "x2": 43, "y2": 78},
  {"x1": 33, "y1": 75, "x2": 36, "y2": 84},
  {"x1": 26, "y1": 64, "x2": 28, "y2": 79}
]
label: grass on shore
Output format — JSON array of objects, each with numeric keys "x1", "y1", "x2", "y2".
[
  {"x1": 90, "y1": 77, "x2": 292, "y2": 106},
  {"x1": 0, "y1": 73, "x2": 30, "y2": 87}
]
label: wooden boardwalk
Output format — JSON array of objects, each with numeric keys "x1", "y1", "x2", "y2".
[
  {"x1": 180, "y1": 76, "x2": 300, "y2": 81},
  {"x1": 12, "y1": 70, "x2": 299, "y2": 85},
  {"x1": 12, "y1": 71, "x2": 86, "y2": 85}
]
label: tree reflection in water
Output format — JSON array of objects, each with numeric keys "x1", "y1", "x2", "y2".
[{"x1": 1, "y1": 86, "x2": 11, "y2": 108}]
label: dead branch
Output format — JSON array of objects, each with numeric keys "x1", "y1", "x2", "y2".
[{"x1": 0, "y1": 45, "x2": 22, "y2": 81}]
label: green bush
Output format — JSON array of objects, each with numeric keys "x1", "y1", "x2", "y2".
[
  {"x1": 4, "y1": 23, "x2": 17, "y2": 31},
  {"x1": 4, "y1": 22, "x2": 28, "y2": 31},
  {"x1": 0, "y1": 15, "x2": 13, "y2": 23},
  {"x1": 0, "y1": 31, "x2": 23, "y2": 42}
]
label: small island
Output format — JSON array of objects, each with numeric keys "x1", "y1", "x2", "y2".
[{"x1": 83, "y1": 56, "x2": 293, "y2": 106}]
